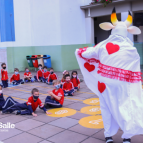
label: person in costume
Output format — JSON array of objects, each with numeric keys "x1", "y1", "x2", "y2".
[{"x1": 75, "y1": 7, "x2": 142, "y2": 143}]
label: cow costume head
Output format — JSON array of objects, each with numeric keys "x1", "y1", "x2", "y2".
[{"x1": 99, "y1": 7, "x2": 141, "y2": 37}]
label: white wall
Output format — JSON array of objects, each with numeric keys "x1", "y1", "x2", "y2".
[
  {"x1": 0, "y1": 0, "x2": 32, "y2": 47},
  {"x1": 0, "y1": 0, "x2": 88, "y2": 47}
]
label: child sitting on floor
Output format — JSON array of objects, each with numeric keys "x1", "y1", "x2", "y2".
[
  {"x1": 1, "y1": 63, "x2": 8, "y2": 88},
  {"x1": 45, "y1": 80, "x2": 64, "y2": 108},
  {"x1": 2, "y1": 88, "x2": 51, "y2": 116},
  {"x1": 0, "y1": 85, "x2": 18, "y2": 111},
  {"x1": 42, "y1": 66, "x2": 50, "y2": 83},
  {"x1": 34, "y1": 64, "x2": 43, "y2": 82},
  {"x1": 61, "y1": 70, "x2": 70, "y2": 87},
  {"x1": 71, "y1": 71, "x2": 80, "y2": 92},
  {"x1": 10, "y1": 68, "x2": 24, "y2": 85},
  {"x1": 62, "y1": 74, "x2": 74, "y2": 96},
  {"x1": 47, "y1": 68, "x2": 58, "y2": 85},
  {"x1": 24, "y1": 67, "x2": 34, "y2": 82}
]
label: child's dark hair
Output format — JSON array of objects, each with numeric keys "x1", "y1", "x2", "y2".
[
  {"x1": 62, "y1": 71, "x2": 70, "y2": 81},
  {"x1": 1, "y1": 63, "x2": 6, "y2": 67},
  {"x1": 71, "y1": 71, "x2": 78, "y2": 84},
  {"x1": 14, "y1": 68, "x2": 19, "y2": 71},
  {"x1": 25, "y1": 67, "x2": 29, "y2": 71},
  {"x1": 43, "y1": 66, "x2": 47, "y2": 69},
  {"x1": 38, "y1": 64, "x2": 42, "y2": 67},
  {"x1": 50, "y1": 68, "x2": 53, "y2": 70},
  {"x1": 31, "y1": 88, "x2": 39, "y2": 94},
  {"x1": 65, "y1": 74, "x2": 70, "y2": 79}
]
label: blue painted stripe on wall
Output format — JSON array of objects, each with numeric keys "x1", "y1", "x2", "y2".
[{"x1": 0, "y1": 0, "x2": 15, "y2": 42}]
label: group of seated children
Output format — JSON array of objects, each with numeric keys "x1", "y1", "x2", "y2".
[
  {"x1": 1, "y1": 63, "x2": 80, "y2": 97},
  {"x1": 1, "y1": 80, "x2": 66, "y2": 116}
]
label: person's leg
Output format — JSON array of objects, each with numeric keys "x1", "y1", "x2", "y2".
[
  {"x1": 5, "y1": 80, "x2": 8, "y2": 88},
  {"x1": 13, "y1": 80, "x2": 18, "y2": 85},
  {"x1": 41, "y1": 77, "x2": 46, "y2": 83},
  {"x1": 2, "y1": 80, "x2": 6, "y2": 88},
  {"x1": 45, "y1": 96, "x2": 62, "y2": 108},
  {"x1": 2, "y1": 103, "x2": 27, "y2": 113},
  {"x1": 39, "y1": 77, "x2": 43, "y2": 82},
  {"x1": 24, "y1": 78, "x2": 29, "y2": 83},
  {"x1": 19, "y1": 79, "x2": 24, "y2": 84},
  {"x1": 74, "y1": 87, "x2": 78, "y2": 92},
  {"x1": 64, "y1": 90, "x2": 68, "y2": 96},
  {"x1": 48, "y1": 79, "x2": 53, "y2": 85},
  {"x1": 21, "y1": 110, "x2": 31, "y2": 115},
  {"x1": 2, "y1": 97, "x2": 19, "y2": 110},
  {"x1": 34, "y1": 76, "x2": 38, "y2": 81},
  {"x1": 99, "y1": 94, "x2": 119, "y2": 138},
  {"x1": 68, "y1": 89, "x2": 74, "y2": 96}
]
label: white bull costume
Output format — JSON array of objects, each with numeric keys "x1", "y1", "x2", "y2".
[{"x1": 75, "y1": 8, "x2": 143, "y2": 142}]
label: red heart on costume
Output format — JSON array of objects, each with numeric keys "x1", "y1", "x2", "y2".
[
  {"x1": 98, "y1": 81, "x2": 106, "y2": 93},
  {"x1": 106, "y1": 42, "x2": 120, "y2": 55},
  {"x1": 84, "y1": 62, "x2": 95, "y2": 72}
]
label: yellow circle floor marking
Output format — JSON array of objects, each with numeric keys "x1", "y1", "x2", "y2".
[
  {"x1": 81, "y1": 106, "x2": 101, "y2": 115},
  {"x1": 79, "y1": 116, "x2": 104, "y2": 129},
  {"x1": 83, "y1": 98, "x2": 100, "y2": 105},
  {"x1": 47, "y1": 108, "x2": 76, "y2": 117}
]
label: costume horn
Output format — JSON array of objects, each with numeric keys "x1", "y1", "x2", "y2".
[
  {"x1": 125, "y1": 11, "x2": 133, "y2": 27},
  {"x1": 111, "y1": 7, "x2": 118, "y2": 26}
]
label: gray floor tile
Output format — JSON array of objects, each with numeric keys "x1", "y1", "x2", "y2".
[
  {"x1": 3, "y1": 132, "x2": 43, "y2": 143},
  {"x1": 0, "y1": 128, "x2": 22, "y2": 141},
  {"x1": 48, "y1": 130, "x2": 88, "y2": 143},
  {"x1": 65, "y1": 102, "x2": 89, "y2": 111},
  {"x1": 69, "y1": 124, "x2": 102, "y2": 136},
  {"x1": 49, "y1": 117, "x2": 78, "y2": 129},
  {"x1": 81, "y1": 137, "x2": 105, "y2": 143},
  {"x1": 39, "y1": 141, "x2": 53, "y2": 143},
  {"x1": 69, "y1": 112, "x2": 89, "y2": 120},
  {"x1": 28, "y1": 124, "x2": 64, "y2": 139},
  {"x1": 0, "y1": 114, "x2": 27, "y2": 124},
  {"x1": 15, "y1": 119, "x2": 45, "y2": 131}
]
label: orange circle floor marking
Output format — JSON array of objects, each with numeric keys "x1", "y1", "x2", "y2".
[
  {"x1": 80, "y1": 106, "x2": 101, "y2": 115},
  {"x1": 83, "y1": 98, "x2": 100, "y2": 105},
  {"x1": 79, "y1": 116, "x2": 104, "y2": 129},
  {"x1": 47, "y1": 108, "x2": 76, "y2": 117}
]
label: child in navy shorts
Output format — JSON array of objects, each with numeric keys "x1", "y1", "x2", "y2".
[
  {"x1": 63, "y1": 74, "x2": 74, "y2": 96},
  {"x1": 47, "y1": 68, "x2": 58, "y2": 85},
  {"x1": 1, "y1": 63, "x2": 8, "y2": 88},
  {"x1": 34, "y1": 64, "x2": 44, "y2": 82},
  {"x1": 10, "y1": 68, "x2": 24, "y2": 85},
  {"x1": 42, "y1": 66, "x2": 50, "y2": 83},
  {"x1": 24, "y1": 67, "x2": 34, "y2": 82},
  {"x1": 2, "y1": 88, "x2": 52, "y2": 116},
  {"x1": 45, "y1": 80, "x2": 64, "y2": 108}
]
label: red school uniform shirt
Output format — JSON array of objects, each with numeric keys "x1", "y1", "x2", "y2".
[
  {"x1": 26, "y1": 96, "x2": 44, "y2": 112},
  {"x1": 10, "y1": 74, "x2": 20, "y2": 82},
  {"x1": 36, "y1": 70, "x2": 43, "y2": 79},
  {"x1": 62, "y1": 81, "x2": 74, "y2": 91},
  {"x1": 43, "y1": 71, "x2": 50, "y2": 79},
  {"x1": 71, "y1": 78, "x2": 80, "y2": 87},
  {"x1": 52, "y1": 88, "x2": 64, "y2": 105},
  {"x1": 24, "y1": 72, "x2": 32, "y2": 77},
  {"x1": 1, "y1": 69, "x2": 8, "y2": 80},
  {"x1": 48, "y1": 73, "x2": 58, "y2": 82}
]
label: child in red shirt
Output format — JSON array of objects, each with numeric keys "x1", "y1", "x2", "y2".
[
  {"x1": 61, "y1": 70, "x2": 70, "y2": 88},
  {"x1": 2, "y1": 88, "x2": 51, "y2": 116},
  {"x1": 63, "y1": 74, "x2": 74, "y2": 96},
  {"x1": 71, "y1": 71, "x2": 80, "y2": 92},
  {"x1": 42, "y1": 66, "x2": 50, "y2": 83},
  {"x1": 45, "y1": 80, "x2": 64, "y2": 108},
  {"x1": 1, "y1": 63, "x2": 8, "y2": 88},
  {"x1": 34, "y1": 64, "x2": 44, "y2": 82},
  {"x1": 10, "y1": 68, "x2": 24, "y2": 85},
  {"x1": 24, "y1": 67, "x2": 34, "y2": 82},
  {"x1": 47, "y1": 68, "x2": 58, "y2": 85}
]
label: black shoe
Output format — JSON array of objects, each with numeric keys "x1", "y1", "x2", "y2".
[
  {"x1": 16, "y1": 110, "x2": 21, "y2": 115},
  {"x1": 105, "y1": 137, "x2": 113, "y2": 143},
  {"x1": 44, "y1": 104, "x2": 50, "y2": 109},
  {"x1": 123, "y1": 138, "x2": 131, "y2": 143}
]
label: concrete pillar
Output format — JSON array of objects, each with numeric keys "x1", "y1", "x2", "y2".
[
  {"x1": 85, "y1": 17, "x2": 94, "y2": 44},
  {"x1": 121, "y1": 12, "x2": 133, "y2": 42}
]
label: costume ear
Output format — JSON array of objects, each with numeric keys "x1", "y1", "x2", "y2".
[
  {"x1": 99, "y1": 22, "x2": 115, "y2": 31},
  {"x1": 127, "y1": 26, "x2": 141, "y2": 35}
]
